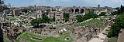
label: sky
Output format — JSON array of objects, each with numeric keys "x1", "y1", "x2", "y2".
[{"x1": 4, "y1": 0, "x2": 124, "y2": 7}]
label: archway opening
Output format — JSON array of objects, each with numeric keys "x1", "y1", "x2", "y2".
[
  {"x1": 80, "y1": 9, "x2": 84, "y2": 13},
  {"x1": 71, "y1": 9, "x2": 74, "y2": 12},
  {"x1": 75, "y1": 9, "x2": 79, "y2": 13}
]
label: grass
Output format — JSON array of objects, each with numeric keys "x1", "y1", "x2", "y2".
[
  {"x1": 108, "y1": 37, "x2": 117, "y2": 42},
  {"x1": 43, "y1": 31, "x2": 72, "y2": 42},
  {"x1": 3, "y1": 34, "x2": 11, "y2": 42},
  {"x1": 79, "y1": 18, "x2": 106, "y2": 29},
  {"x1": 16, "y1": 32, "x2": 72, "y2": 42},
  {"x1": 16, "y1": 32, "x2": 44, "y2": 42},
  {"x1": 6, "y1": 16, "x2": 18, "y2": 21},
  {"x1": 43, "y1": 37, "x2": 63, "y2": 42}
]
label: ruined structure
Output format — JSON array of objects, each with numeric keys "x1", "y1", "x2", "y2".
[
  {"x1": 55, "y1": 11, "x2": 64, "y2": 24},
  {"x1": 62, "y1": 7, "x2": 85, "y2": 14},
  {"x1": 62, "y1": 5, "x2": 114, "y2": 15}
]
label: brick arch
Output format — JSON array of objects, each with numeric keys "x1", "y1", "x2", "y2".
[
  {"x1": 71, "y1": 9, "x2": 74, "y2": 12},
  {"x1": 80, "y1": 9, "x2": 84, "y2": 13},
  {"x1": 75, "y1": 8, "x2": 79, "y2": 13}
]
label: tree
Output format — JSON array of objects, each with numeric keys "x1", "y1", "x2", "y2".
[
  {"x1": 42, "y1": 14, "x2": 51, "y2": 23},
  {"x1": 31, "y1": 14, "x2": 52, "y2": 26},
  {"x1": 112, "y1": 5, "x2": 124, "y2": 15},
  {"x1": 30, "y1": 18, "x2": 42, "y2": 26},
  {"x1": 83, "y1": 13, "x2": 98, "y2": 19},
  {"x1": 52, "y1": 16, "x2": 55, "y2": 21},
  {"x1": 107, "y1": 23, "x2": 121, "y2": 38},
  {"x1": 107, "y1": 5, "x2": 124, "y2": 38},
  {"x1": 120, "y1": 5, "x2": 124, "y2": 13},
  {"x1": 116, "y1": 14, "x2": 124, "y2": 28},
  {"x1": 76, "y1": 13, "x2": 98, "y2": 22},
  {"x1": 63, "y1": 13, "x2": 70, "y2": 22},
  {"x1": 76, "y1": 15, "x2": 83, "y2": 22},
  {"x1": 107, "y1": 14, "x2": 124, "y2": 38},
  {"x1": 99, "y1": 12, "x2": 106, "y2": 16}
]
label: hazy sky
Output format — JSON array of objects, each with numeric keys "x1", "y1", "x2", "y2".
[{"x1": 4, "y1": 0, "x2": 124, "y2": 7}]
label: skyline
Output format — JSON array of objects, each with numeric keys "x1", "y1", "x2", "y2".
[{"x1": 4, "y1": 0, "x2": 124, "y2": 7}]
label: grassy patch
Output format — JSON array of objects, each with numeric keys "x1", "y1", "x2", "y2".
[
  {"x1": 108, "y1": 37, "x2": 117, "y2": 42},
  {"x1": 3, "y1": 33, "x2": 11, "y2": 42},
  {"x1": 16, "y1": 32, "x2": 72, "y2": 42},
  {"x1": 79, "y1": 18, "x2": 106, "y2": 29},
  {"x1": 43, "y1": 37, "x2": 63, "y2": 42},
  {"x1": 16, "y1": 32, "x2": 44, "y2": 42}
]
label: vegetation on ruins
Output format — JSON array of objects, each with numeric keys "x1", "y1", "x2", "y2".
[
  {"x1": 79, "y1": 17, "x2": 106, "y2": 29},
  {"x1": 107, "y1": 5, "x2": 124, "y2": 38},
  {"x1": 83, "y1": 13, "x2": 98, "y2": 20},
  {"x1": 16, "y1": 31, "x2": 72, "y2": 42},
  {"x1": 42, "y1": 14, "x2": 52, "y2": 23},
  {"x1": 99, "y1": 12, "x2": 106, "y2": 16},
  {"x1": 76, "y1": 13, "x2": 98, "y2": 22},
  {"x1": 63, "y1": 13, "x2": 70, "y2": 22},
  {"x1": 52, "y1": 15, "x2": 55, "y2": 21},
  {"x1": 107, "y1": 14, "x2": 124, "y2": 38},
  {"x1": 31, "y1": 18, "x2": 41, "y2": 26},
  {"x1": 31, "y1": 14, "x2": 52, "y2": 26},
  {"x1": 108, "y1": 37, "x2": 117, "y2": 42},
  {"x1": 76, "y1": 15, "x2": 83, "y2": 22}
]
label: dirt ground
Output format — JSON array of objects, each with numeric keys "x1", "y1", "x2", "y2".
[{"x1": 117, "y1": 29, "x2": 124, "y2": 42}]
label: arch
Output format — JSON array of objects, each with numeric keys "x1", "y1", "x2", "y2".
[
  {"x1": 70, "y1": 9, "x2": 74, "y2": 12},
  {"x1": 71, "y1": 9, "x2": 74, "y2": 12},
  {"x1": 75, "y1": 8, "x2": 79, "y2": 13},
  {"x1": 80, "y1": 9, "x2": 84, "y2": 13}
]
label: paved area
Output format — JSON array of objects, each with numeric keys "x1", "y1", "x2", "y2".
[
  {"x1": 117, "y1": 29, "x2": 124, "y2": 42},
  {"x1": 88, "y1": 26, "x2": 109, "y2": 42}
]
